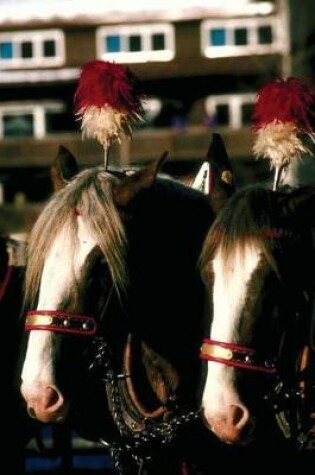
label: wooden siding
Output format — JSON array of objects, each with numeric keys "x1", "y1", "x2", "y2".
[{"x1": 0, "y1": 127, "x2": 253, "y2": 168}]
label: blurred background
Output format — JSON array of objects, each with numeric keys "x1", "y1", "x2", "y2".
[{"x1": 0, "y1": 0, "x2": 314, "y2": 236}]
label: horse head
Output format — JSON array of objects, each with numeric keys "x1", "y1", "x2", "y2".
[
  {"x1": 200, "y1": 184, "x2": 315, "y2": 446},
  {"x1": 19, "y1": 137, "x2": 236, "y2": 463}
]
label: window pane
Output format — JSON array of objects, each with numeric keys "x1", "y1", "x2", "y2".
[
  {"x1": 106, "y1": 35, "x2": 121, "y2": 52},
  {"x1": 43, "y1": 40, "x2": 56, "y2": 57},
  {"x1": 3, "y1": 114, "x2": 34, "y2": 137},
  {"x1": 21, "y1": 41, "x2": 33, "y2": 58},
  {"x1": 235, "y1": 28, "x2": 247, "y2": 46},
  {"x1": 210, "y1": 29, "x2": 226, "y2": 46},
  {"x1": 46, "y1": 111, "x2": 75, "y2": 133},
  {"x1": 0, "y1": 42, "x2": 13, "y2": 59},
  {"x1": 152, "y1": 33, "x2": 165, "y2": 51},
  {"x1": 215, "y1": 104, "x2": 229, "y2": 126},
  {"x1": 258, "y1": 25, "x2": 272, "y2": 44},
  {"x1": 128, "y1": 35, "x2": 141, "y2": 52},
  {"x1": 241, "y1": 103, "x2": 254, "y2": 125}
]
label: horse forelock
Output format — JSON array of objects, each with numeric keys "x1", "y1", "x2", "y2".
[
  {"x1": 200, "y1": 185, "x2": 278, "y2": 282},
  {"x1": 24, "y1": 168, "x2": 127, "y2": 307}
]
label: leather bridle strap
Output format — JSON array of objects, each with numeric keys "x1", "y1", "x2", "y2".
[
  {"x1": 200, "y1": 338, "x2": 277, "y2": 374},
  {"x1": 0, "y1": 265, "x2": 13, "y2": 303},
  {"x1": 25, "y1": 310, "x2": 97, "y2": 336}
]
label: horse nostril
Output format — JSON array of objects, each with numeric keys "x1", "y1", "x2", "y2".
[
  {"x1": 45, "y1": 386, "x2": 61, "y2": 407},
  {"x1": 231, "y1": 405, "x2": 246, "y2": 425},
  {"x1": 27, "y1": 407, "x2": 37, "y2": 419}
]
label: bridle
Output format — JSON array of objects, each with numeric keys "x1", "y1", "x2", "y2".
[
  {"x1": 200, "y1": 226, "x2": 315, "y2": 450},
  {"x1": 200, "y1": 324, "x2": 315, "y2": 450},
  {"x1": 200, "y1": 339, "x2": 276, "y2": 374},
  {"x1": 25, "y1": 310, "x2": 97, "y2": 335},
  {"x1": 24, "y1": 284, "x2": 201, "y2": 474}
]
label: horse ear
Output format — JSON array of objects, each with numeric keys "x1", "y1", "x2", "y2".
[
  {"x1": 281, "y1": 186, "x2": 315, "y2": 225},
  {"x1": 192, "y1": 133, "x2": 235, "y2": 212},
  {"x1": 113, "y1": 151, "x2": 169, "y2": 206},
  {"x1": 50, "y1": 145, "x2": 79, "y2": 191}
]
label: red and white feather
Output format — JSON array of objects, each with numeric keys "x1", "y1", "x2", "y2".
[
  {"x1": 252, "y1": 77, "x2": 315, "y2": 169},
  {"x1": 74, "y1": 60, "x2": 144, "y2": 148}
]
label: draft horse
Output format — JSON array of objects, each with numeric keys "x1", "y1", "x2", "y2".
[
  {"x1": 199, "y1": 184, "x2": 315, "y2": 458},
  {"x1": 19, "y1": 138, "x2": 236, "y2": 474}
]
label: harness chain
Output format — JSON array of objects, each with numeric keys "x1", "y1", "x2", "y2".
[{"x1": 89, "y1": 337, "x2": 200, "y2": 474}]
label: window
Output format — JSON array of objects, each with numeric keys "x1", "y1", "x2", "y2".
[
  {"x1": 0, "y1": 102, "x2": 65, "y2": 139},
  {"x1": 106, "y1": 35, "x2": 120, "y2": 53},
  {"x1": 0, "y1": 30, "x2": 65, "y2": 68},
  {"x1": 201, "y1": 17, "x2": 284, "y2": 58},
  {"x1": 235, "y1": 28, "x2": 247, "y2": 46},
  {"x1": 43, "y1": 40, "x2": 56, "y2": 57},
  {"x1": 3, "y1": 114, "x2": 34, "y2": 137},
  {"x1": 215, "y1": 104, "x2": 229, "y2": 127},
  {"x1": 258, "y1": 25, "x2": 272, "y2": 45},
  {"x1": 97, "y1": 24, "x2": 175, "y2": 63},
  {"x1": 21, "y1": 42, "x2": 33, "y2": 59},
  {"x1": 152, "y1": 34, "x2": 165, "y2": 51},
  {"x1": 211, "y1": 29, "x2": 226, "y2": 46},
  {"x1": 205, "y1": 93, "x2": 256, "y2": 129},
  {"x1": 241, "y1": 102, "x2": 255, "y2": 126},
  {"x1": 0, "y1": 42, "x2": 12, "y2": 59},
  {"x1": 129, "y1": 35, "x2": 141, "y2": 52}
]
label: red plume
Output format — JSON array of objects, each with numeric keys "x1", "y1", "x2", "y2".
[
  {"x1": 252, "y1": 77, "x2": 315, "y2": 169},
  {"x1": 74, "y1": 60, "x2": 144, "y2": 151}
]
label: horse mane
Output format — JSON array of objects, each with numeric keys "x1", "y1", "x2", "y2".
[
  {"x1": 24, "y1": 167, "x2": 127, "y2": 307},
  {"x1": 200, "y1": 184, "x2": 280, "y2": 280}
]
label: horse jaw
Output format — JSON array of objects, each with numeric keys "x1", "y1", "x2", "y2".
[{"x1": 202, "y1": 243, "x2": 261, "y2": 444}]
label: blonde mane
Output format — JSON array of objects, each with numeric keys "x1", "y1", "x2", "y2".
[
  {"x1": 24, "y1": 167, "x2": 127, "y2": 307},
  {"x1": 200, "y1": 185, "x2": 278, "y2": 282}
]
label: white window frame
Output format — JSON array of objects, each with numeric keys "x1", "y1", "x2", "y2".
[
  {"x1": 0, "y1": 101, "x2": 65, "y2": 139},
  {"x1": 0, "y1": 30, "x2": 65, "y2": 68},
  {"x1": 205, "y1": 93, "x2": 256, "y2": 130},
  {"x1": 201, "y1": 16, "x2": 286, "y2": 58},
  {"x1": 96, "y1": 23, "x2": 175, "y2": 63}
]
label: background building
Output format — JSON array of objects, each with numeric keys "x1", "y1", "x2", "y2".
[{"x1": 0, "y1": 0, "x2": 314, "y2": 233}]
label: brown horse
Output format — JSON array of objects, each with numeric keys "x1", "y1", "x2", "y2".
[
  {"x1": 199, "y1": 183, "x2": 315, "y2": 459},
  {"x1": 18, "y1": 136, "x2": 240, "y2": 474}
]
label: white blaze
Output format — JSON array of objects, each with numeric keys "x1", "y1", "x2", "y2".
[
  {"x1": 21, "y1": 218, "x2": 96, "y2": 390},
  {"x1": 202, "y1": 243, "x2": 261, "y2": 414}
]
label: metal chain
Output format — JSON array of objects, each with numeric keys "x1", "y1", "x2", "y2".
[
  {"x1": 265, "y1": 374, "x2": 315, "y2": 449},
  {"x1": 89, "y1": 337, "x2": 201, "y2": 474}
]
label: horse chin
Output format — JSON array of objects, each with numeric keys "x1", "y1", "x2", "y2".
[
  {"x1": 27, "y1": 403, "x2": 70, "y2": 424},
  {"x1": 218, "y1": 429, "x2": 255, "y2": 446}
]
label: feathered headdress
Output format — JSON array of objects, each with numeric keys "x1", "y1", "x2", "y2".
[
  {"x1": 252, "y1": 77, "x2": 315, "y2": 189},
  {"x1": 74, "y1": 60, "x2": 144, "y2": 168}
]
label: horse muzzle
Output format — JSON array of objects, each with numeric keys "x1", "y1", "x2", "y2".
[
  {"x1": 202, "y1": 404, "x2": 255, "y2": 445},
  {"x1": 21, "y1": 383, "x2": 69, "y2": 424}
]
